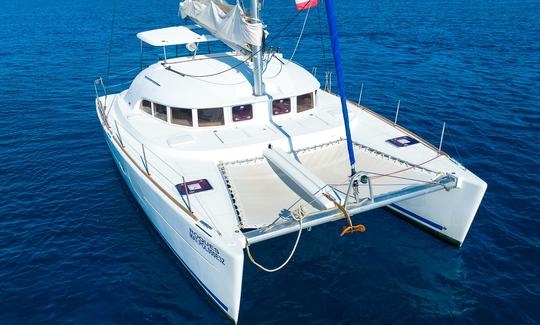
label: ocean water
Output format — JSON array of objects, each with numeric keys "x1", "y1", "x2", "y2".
[{"x1": 1, "y1": 0, "x2": 539, "y2": 323}]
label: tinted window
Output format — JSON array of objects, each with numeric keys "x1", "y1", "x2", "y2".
[
  {"x1": 297, "y1": 93, "x2": 314, "y2": 112},
  {"x1": 198, "y1": 108, "x2": 224, "y2": 127},
  {"x1": 171, "y1": 107, "x2": 193, "y2": 126},
  {"x1": 232, "y1": 104, "x2": 253, "y2": 122},
  {"x1": 272, "y1": 98, "x2": 291, "y2": 115},
  {"x1": 141, "y1": 100, "x2": 152, "y2": 115},
  {"x1": 153, "y1": 103, "x2": 167, "y2": 121}
]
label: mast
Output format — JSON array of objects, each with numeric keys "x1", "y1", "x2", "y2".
[
  {"x1": 250, "y1": 0, "x2": 264, "y2": 96},
  {"x1": 324, "y1": 0, "x2": 356, "y2": 175}
]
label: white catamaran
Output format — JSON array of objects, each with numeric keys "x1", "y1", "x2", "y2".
[{"x1": 94, "y1": 0, "x2": 487, "y2": 322}]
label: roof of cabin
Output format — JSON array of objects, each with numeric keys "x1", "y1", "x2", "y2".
[
  {"x1": 125, "y1": 52, "x2": 320, "y2": 109},
  {"x1": 136, "y1": 26, "x2": 217, "y2": 46}
]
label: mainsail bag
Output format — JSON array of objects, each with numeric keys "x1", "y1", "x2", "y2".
[{"x1": 180, "y1": 0, "x2": 263, "y2": 51}]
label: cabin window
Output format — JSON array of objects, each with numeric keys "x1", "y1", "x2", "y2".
[
  {"x1": 297, "y1": 93, "x2": 314, "y2": 112},
  {"x1": 272, "y1": 98, "x2": 291, "y2": 115},
  {"x1": 141, "y1": 100, "x2": 152, "y2": 115},
  {"x1": 198, "y1": 108, "x2": 224, "y2": 127},
  {"x1": 153, "y1": 103, "x2": 168, "y2": 121},
  {"x1": 232, "y1": 104, "x2": 253, "y2": 122},
  {"x1": 171, "y1": 107, "x2": 193, "y2": 126}
]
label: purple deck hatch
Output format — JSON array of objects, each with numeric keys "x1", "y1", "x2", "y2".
[
  {"x1": 176, "y1": 179, "x2": 213, "y2": 195},
  {"x1": 386, "y1": 135, "x2": 419, "y2": 147}
]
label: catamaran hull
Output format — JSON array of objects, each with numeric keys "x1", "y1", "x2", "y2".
[
  {"x1": 96, "y1": 83, "x2": 486, "y2": 322},
  {"x1": 99, "y1": 117, "x2": 243, "y2": 322},
  {"x1": 388, "y1": 171, "x2": 487, "y2": 246}
]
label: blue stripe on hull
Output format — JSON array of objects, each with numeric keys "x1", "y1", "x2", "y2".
[
  {"x1": 174, "y1": 248, "x2": 229, "y2": 312},
  {"x1": 389, "y1": 204, "x2": 444, "y2": 231}
]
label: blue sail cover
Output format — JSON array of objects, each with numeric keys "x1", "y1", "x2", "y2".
[{"x1": 324, "y1": 0, "x2": 356, "y2": 174}]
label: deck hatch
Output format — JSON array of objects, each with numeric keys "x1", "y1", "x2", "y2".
[
  {"x1": 176, "y1": 179, "x2": 213, "y2": 195},
  {"x1": 386, "y1": 135, "x2": 419, "y2": 147}
]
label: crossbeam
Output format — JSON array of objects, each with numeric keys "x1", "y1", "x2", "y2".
[{"x1": 243, "y1": 175, "x2": 457, "y2": 244}]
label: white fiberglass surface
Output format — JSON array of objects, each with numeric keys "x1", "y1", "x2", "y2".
[{"x1": 221, "y1": 140, "x2": 440, "y2": 229}]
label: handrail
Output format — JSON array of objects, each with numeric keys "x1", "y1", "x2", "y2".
[
  {"x1": 94, "y1": 80, "x2": 205, "y2": 224},
  {"x1": 318, "y1": 89, "x2": 449, "y2": 157},
  {"x1": 94, "y1": 76, "x2": 186, "y2": 188},
  {"x1": 113, "y1": 118, "x2": 191, "y2": 209}
]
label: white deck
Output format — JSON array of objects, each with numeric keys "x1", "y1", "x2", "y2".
[{"x1": 105, "y1": 83, "x2": 476, "y2": 242}]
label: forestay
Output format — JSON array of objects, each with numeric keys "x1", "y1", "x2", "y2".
[{"x1": 179, "y1": 0, "x2": 264, "y2": 52}]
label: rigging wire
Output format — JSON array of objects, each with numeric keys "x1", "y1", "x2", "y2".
[
  {"x1": 371, "y1": 154, "x2": 443, "y2": 180},
  {"x1": 316, "y1": 0, "x2": 327, "y2": 65},
  {"x1": 288, "y1": 7, "x2": 311, "y2": 63},
  {"x1": 106, "y1": 67, "x2": 140, "y2": 79},
  {"x1": 165, "y1": 1, "x2": 312, "y2": 78},
  {"x1": 444, "y1": 125, "x2": 465, "y2": 163},
  {"x1": 106, "y1": 0, "x2": 117, "y2": 80}
]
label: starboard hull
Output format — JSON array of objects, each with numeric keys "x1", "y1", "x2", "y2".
[{"x1": 388, "y1": 172, "x2": 487, "y2": 246}]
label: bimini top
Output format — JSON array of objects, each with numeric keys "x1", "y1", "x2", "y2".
[{"x1": 137, "y1": 26, "x2": 217, "y2": 47}]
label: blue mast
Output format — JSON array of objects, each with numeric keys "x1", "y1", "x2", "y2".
[{"x1": 324, "y1": 0, "x2": 356, "y2": 175}]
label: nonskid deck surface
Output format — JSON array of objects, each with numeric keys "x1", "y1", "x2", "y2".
[
  {"x1": 220, "y1": 139, "x2": 444, "y2": 229},
  {"x1": 121, "y1": 91, "x2": 347, "y2": 156}
]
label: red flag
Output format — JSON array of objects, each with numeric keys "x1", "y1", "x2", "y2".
[{"x1": 295, "y1": 0, "x2": 318, "y2": 10}]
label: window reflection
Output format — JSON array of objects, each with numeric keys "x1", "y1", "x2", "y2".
[
  {"x1": 171, "y1": 107, "x2": 193, "y2": 126},
  {"x1": 141, "y1": 100, "x2": 152, "y2": 115},
  {"x1": 198, "y1": 108, "x2": 224, "y2": 127},
  {"x1": 297, "y1": 93, "x2": 314, "y2": 112},
  {"x1": 272, "y1": 98, "x2": 291, "y2": 115},
  {"x1": 153, "y1": 103, "x2": 167, "y2": 121},
  {"x1": 232, "y1": 104, "x2": 253, "y2": 122}
]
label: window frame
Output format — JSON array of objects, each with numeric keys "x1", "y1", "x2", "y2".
[
  {"x1": 296, "y1": 92, "x2": 315, "y2": 113},
  {"x1": 152, "y1": 102, "x2": 168, "y2": 122},
  {"x1": 231, "y1": 104, "x2": 254, "y2": 122},
  {"x1": 272, "y1": 98, "x2": 292, "y2": 116},
  {"x1": 197, "y1": 107, "x2": 225, "y2": 127},
  {"x1": 170, "y1": 107, "x2": 194, "y2": 127},
  {"x1": 140, "y1": 99, "x2": 152, "y2": 115}
]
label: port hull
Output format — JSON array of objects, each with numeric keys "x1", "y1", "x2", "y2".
[{"x1": 97, "y1": 106, "x2": 243, "y2": 322}]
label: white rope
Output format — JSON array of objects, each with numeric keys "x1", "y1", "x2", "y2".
[
  {"x1": 288, "y1": 7, "x2": 311, "y2": 63},
  {"x1": 245, "y1": 207, "x2": 305, "y2": 272}
]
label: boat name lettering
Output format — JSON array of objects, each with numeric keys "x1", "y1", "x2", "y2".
[{"x1": 189, "y1": 228, "x2": 225, "y2": 265}]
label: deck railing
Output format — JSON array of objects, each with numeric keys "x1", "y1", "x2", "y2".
[{"x1": 93, "y1": 79, "x2": 212, "y2": 225}]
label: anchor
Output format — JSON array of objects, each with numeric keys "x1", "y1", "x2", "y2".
[{"x1": 322, "y1": 192, "x2": 366, "y2": 236}]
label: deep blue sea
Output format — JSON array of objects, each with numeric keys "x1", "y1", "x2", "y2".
[{"x1": 1, "y1": 0, "x2": 539, "y2": 323}]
